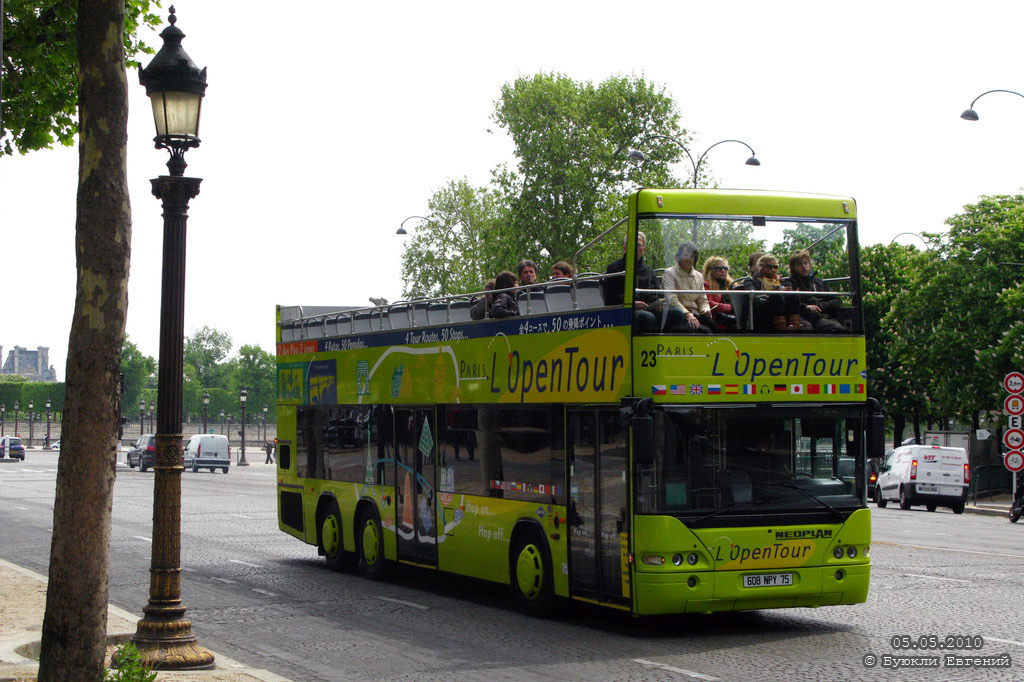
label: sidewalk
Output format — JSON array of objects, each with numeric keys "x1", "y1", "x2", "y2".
[
  {"x1": 965, "y1": 492, "x2": 1015, "y2": 517},
  {"x1": 0, "y1": 561, "x2": 288, "y2": 681}
]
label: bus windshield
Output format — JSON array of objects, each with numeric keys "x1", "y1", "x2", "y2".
[{"x1": 636, "y1": 406, "x2": 865, "y2": 523}]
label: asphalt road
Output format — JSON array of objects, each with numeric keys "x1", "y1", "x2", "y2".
[{"x1": 2, "y1": 451, "x2": 1023, "y2": 681}]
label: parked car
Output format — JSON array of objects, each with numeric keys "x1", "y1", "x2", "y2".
[
  {"x1": 835, "y1": 457, "x2": 879, "y2": 498},
  {"x1": 875, "y1": 445, "x2": 969, "y2": 513},
  {"x1": 49, "y1": 439, "x2": 61, "y2": 451},
  {"x1": 866, "y1": 458, "x2": 880, "y2": 499},
  {"x1": 183, "y1": 434, "x2": 230, "y2": 473},
  {"x1": 127, "y1": 434, "x2": 156, "y2": 472},
  {"x1": 0, "y1": 436, "x2": 26, "y2": 460}
]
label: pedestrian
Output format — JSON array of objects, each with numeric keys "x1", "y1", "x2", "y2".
[{"x1": 264, "y1": 440, "x2": 275, "y2": 464}]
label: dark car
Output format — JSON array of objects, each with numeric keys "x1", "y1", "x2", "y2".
[
  {"x1": 1, "y1": 436, "x2": 26, "y2": 460},
  {"x1": 837, "y1": 457, "x2": 881, "y2": 499},
  {"x1": 866, "y1": 458, "x2": 881, "y2": 499},
  {"x1": 127, "y1": 434, "x2": 156, "y2": 471}
]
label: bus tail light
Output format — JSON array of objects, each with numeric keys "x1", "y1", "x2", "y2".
[
  {"x1": 910, "y1": 459, "x2": 918, "y2": 480},
  {"x1": 964, "y1": 463, "x2": 971, "y2": 483},
  {"x1": 642, "y1": 555, "x2": 665, "y2": 566}
]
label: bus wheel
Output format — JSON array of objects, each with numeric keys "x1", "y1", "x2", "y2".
[
  {"x1": 899, "y1": 486, "x2": 912, "y2": 510},
  {"x1": 874, "y1": 489, "x2": 887, "y2": 508},
  {"x1": 320, "y1": 500, "x2": 355, "y2": 572},
  {"x1": 357, "y1": 507, "x2": 387, "y2": 580},
  {"x1": 510, "y1": 528, "x2": 554, "y2": 617}
]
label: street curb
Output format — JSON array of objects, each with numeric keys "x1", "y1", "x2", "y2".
[{"x1": 964, "y1": 506, "x2": 1010, "y2": 517}]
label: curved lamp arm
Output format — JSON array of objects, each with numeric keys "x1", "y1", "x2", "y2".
[
  {"x1": 961, "y1": 89, "x2": 1024, "y2": 121},
  {"x1": 889, "y1": 232, "x2": 930, "y2": 249},
  {"x1": 629, "y1": 135, "x2": 760, "y2": 186}
]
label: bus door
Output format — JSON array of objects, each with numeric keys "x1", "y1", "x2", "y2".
[
  {"x1": 567, "y1": 409, "x2": 630, "y2": 605},
  {"x1": 394, "y1": 408, "x2": 438, "y2": 567}
]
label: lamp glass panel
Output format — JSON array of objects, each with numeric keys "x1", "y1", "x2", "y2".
[{"x1": 150, "y1": 91, "x2": 202, "y2": 137}]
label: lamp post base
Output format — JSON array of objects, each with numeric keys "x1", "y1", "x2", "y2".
[{"x1": 127, "y1": 618, "x2": 215, "y2": 670}]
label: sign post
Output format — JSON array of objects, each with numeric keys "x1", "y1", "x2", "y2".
[{"x1": 1003, "y1": 372, "x2": 1024, "y2": 509}]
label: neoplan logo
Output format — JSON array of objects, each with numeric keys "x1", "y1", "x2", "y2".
[{"x1": 775, "y1": 529, "x2": 833, "y2": 540}]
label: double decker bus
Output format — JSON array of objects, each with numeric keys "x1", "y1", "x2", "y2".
[{"x1": 274, "y1": 188, "x2": 883, "y2": 616}]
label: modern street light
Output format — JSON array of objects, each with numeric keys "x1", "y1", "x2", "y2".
[
  {"x1": 960, "y1": 89, "x2": 1024, "y2": 121},
  {"x1": 28, "y1": 401, "x2": 34, "y2": 448},
  {"x1": 238, "y1": 389, "x2": 249, "y2": 466},
  {"x1": 45, "y1": 399, "x2": 52, "y2": 449},
  {"x1": 888, "y1": 232, "x2": 931, "y2": 249},
  {"x1": 13, "y1": 402, "x2": 19, "y2": 437},
  {"x1": 128, "y1": 6, "x2": 214, "y2": 671},
  {"x1": 220, "y1": 409, "x2": 225, "y2": 435},
  {"x1": 139, "y1": 399, "x2": 146, "y2": 438},
  {"x1": 262, "y1": 404, "x2": 268, "y2": 442},
  {"x1": 149, "y1": 400, "x2": 155, "y2": 434},
  {"x1": 202, "y1": 392, "x2": 210, "y2": 435},
  {"x1": 627, "y1": 134, "x2": 761, "y2": 187},
  {"x1": 1, "y1": 404, "x2": 5, "y2": 437}
]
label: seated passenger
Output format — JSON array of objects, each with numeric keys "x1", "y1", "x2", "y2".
[
  {"x1": 702, "y1": 256, "x2": 736, "y2": 330},
  {"x1": 663, "y1": 241, "x2": 712, "y2": 333},
  {"x1": 781, "y1": 250, "x2": 844, "y2": 333},
  {"x1": 516, "y1": 259, "x2": 541, "y2": 292},
  {"x1": 490, "y1": 271, "x2": 520, "y2": 318},
  {"x1": 731, "y1": 254, "x2": 802, "y2": 331},
  {"x1": 603, "y1": 232, "x2": 684, "y2": 333},
  {"x1": 550, "y1": 260, "x2": 574, "y2": 280},
  {"x1": 745, "y1": 251, "x2": 766, "y2": 278},
  {"x1": 470, "y1": 278, "x2": 495, "y2": 320}
]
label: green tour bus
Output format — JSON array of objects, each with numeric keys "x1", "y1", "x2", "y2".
[{"x1": 274, "y1": 188, "x2": 882, "y2": 617}]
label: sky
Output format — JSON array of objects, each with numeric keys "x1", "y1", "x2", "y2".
[{"x1": 4, "y1": 0, "x2": 1024, "y2": 381}]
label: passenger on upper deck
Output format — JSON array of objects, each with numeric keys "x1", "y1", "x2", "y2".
[
  {"x1": 516, "y1": 260, "x2": 541, "y2": 292},
  {"x1": 782, "y1": 249, "x2": 844, "y2": 334},
  {"x1": 491, "y1": 271, "x2": 521, "y2": 318},
  {"x1": 550, "y1": 261, "x2": 574, "y2": 280},
  {"x1": 602, "y1": 232, "x2": 684, "y2": 333},
  {"x1": 731, "y1": 254, "x2": 802, "y2": 332},
  {"x1": 746, "y1": 251, "x2": 766, "y2": 278},
  {"x1": 702, "y1": 256, "x2": 736, "y2": 330},
  {"x1": 663, "y1": 241, "x2": 713, "y2": 334},
  {"x1": 470, "y1": 278, "x2": 495, "y2": 320}
]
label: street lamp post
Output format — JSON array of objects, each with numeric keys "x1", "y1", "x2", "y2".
[
  {"x1": 149, "y1": 400, "x2": 155, "y2": 434},
  {"x1": 140, "y1": 400, "x2": 146, "y2": 438},
  {"x1": 262, "y1": 405, "x2": 268, "y2": 442},
  {"x1": 238, "y1": 389, "x2": 249, "y2": 466},
  {"x1": 28, "y1": 401, "x2": 34, "y2": 447},
  {"x1": 627, "y1": 134, "x2": 761, "y2": 188},
  {"x1": 220, "y1": 409, "x2": 225, "y2": 435},
  {"x1": 960, "y1": 89, "x2": 1024, "y2": 121},
  {"x1": 202, "y1": 392, "x2": 210, "y2": 435},
  {"x1": 45, "y1": 399, "x2": 52, "y2": 449},
  {"x1": 127, "y1": 6, "x2": 214, "y2": 671},
  {"x1": 1, "y1": 404, "x2": 5, "y2": 437},
  {"x1": 13, "y1": 402, "x2": 19, "y2": 437}
]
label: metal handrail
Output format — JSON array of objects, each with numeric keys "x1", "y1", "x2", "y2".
[{"x1": 572, "y1": 216, "x2": 627, "y2": 277}]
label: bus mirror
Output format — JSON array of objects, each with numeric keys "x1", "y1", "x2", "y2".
[
  {"x1": 867, "y1": 414, "x2": 885, "y2": 459},
  {"x1": 633, "y1": 414, "x2": 655, "y2": 465}
]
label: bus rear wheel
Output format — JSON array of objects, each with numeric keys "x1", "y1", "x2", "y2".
[
  {"x1": 320, "y1": 500, "x2": 355, "y2": 572},
  {"x1": 357, "y1": 507, "x2": 387, "y2": 580},
  {"x1": 509, "y1": 528, "x2": 555, "y2": 617}
]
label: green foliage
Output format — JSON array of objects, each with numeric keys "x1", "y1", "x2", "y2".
[
  {"x1": 184, "y1": 326, "x2": 233, "y2": 389},
  {"x1": 1, "y1": 0, "x2": 163, "y2": 155},
  {"x1": 120, "y1": 338, "x2": 156, "y2": 415},
  {"x1": 232, "y1": 344, "x2": 276, "y2": 417},
  {"x1": 106, "y1": 642, "x2": 157, "y2": 682}
]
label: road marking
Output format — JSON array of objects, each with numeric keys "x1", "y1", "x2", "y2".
[
  {"x1": 15, "y1": 506, "x2": 27, "y2": 511},
  {"x1": 231, "y1": 514, "x2": 254, "y2": 519},
  {"x1": 987, "y1": 637, "x2": 1024, "y2": 648},
  {"x1": 212, "y1": 577, "x2": 236, "y2": 584},
  {"x1": 634, "y1": 659, "x2": 720, "y2": 680},
  {"x1": 900, "y1": 573, "x2": 970, "y2": 583},
  {"x1": 375, "y1": 596, "x2": 428, "y2": 610},
  {"x1": 920, "y1": 532, "x2": 952, "y2": 536},
  {"x1": 252, "y1": 588, "x2": 279, "y2": 597},
  {"x1": 874, "y1": 541, "x2": 1024, "y2": 560},
  {"x1": 229, "y1": 559, "x2": 263, "y2": 568},
  {"x1": 133, "y1": 536, "x2": 152, "y2": 543}
]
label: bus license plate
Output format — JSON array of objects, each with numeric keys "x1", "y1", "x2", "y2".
[{"x1": 744, "y1": 573, "x2": 792, "y2": 588}]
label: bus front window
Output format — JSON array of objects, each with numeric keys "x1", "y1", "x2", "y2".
[{"x1": 635, "y1": 406, "x2": 866, "y2": 523}]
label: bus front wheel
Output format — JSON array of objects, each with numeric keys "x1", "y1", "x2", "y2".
[
  {"x1": 320, "y1": 500, "x2": 355, "y2": 572},
  {"x1": 509, "y1": 528, "x2": 555, "y2": 617},
  {"x1": 357, "y1": 506, "x2": 387, "y2": 580}
]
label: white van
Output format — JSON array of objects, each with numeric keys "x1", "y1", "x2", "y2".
[
  {"x1": 875, "y1": 445, "x2": 969, "y2": 513},
  {"x1": 183, "y1": 434, "x2": 231, "y2": 473}
]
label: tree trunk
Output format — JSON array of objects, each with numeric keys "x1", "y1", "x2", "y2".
[
  {"x1": 892, "y1": 413, "x2": 906, "y2": 449},
  {"x1": 38, "y1": 1, "x2": 130, "y2": 679}
]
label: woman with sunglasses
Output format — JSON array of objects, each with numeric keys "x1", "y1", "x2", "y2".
[
  {"x1": 731, "y1": 254, "x2": 803, "y2": 331},
  {"x1": 701, "y1": 256, "x2": 736, "y2": 330}
]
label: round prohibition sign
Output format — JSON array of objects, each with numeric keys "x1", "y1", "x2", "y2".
[
  {"x1": 1005, "y1": 395, "x2": 1024, "y2": 417},
  {"x1": 1006, "y1": 372, "x2": 1024, "y2": 394},
  {"x1": 1005, "y1": 450, "x2": 1024, "y2": 473},
  {"x1": 1004, "y1": 428, "x2": 1024, "y2": 450}
]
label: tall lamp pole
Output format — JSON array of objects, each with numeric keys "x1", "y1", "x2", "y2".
[
  {"x1": 149, "y1": 400, "x2": 155, "y2": 434},
  {"x1": 262, "y1": 404, "x2": 268, "y2": 442},
  {"x1": 28, "y1": 401, "x2": 34, "y2": 447},
  {"x1": 220, "y1": 409, "x2": 225, "y2": 435},
  {"x1": 1, "y1": 404, "x2": 5, "y2": 437},
  {"x1": 627, "y1": 134, "x2": 761, "y2": 188},
  {"x1": 45, "y1": 399, "x2": 52, "y2": 449},
  {"x1": 238, "y1": 389, "x2": 249, "y2": 466},
  {"x1": 13, "y1": 402, "x2": 19, "y2": 437},
  {"x1": 202, "y1": 392, "x2": 210, "y2": 435},
  {"x1": 139, "y1": 400, "x2": 146, "y2": 438},
  {"x1": 127, "y1": 6, "x2": 213, "y2": 670}
]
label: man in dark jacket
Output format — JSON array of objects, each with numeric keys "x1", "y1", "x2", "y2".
[
  {"x1": 602, "y1": 232, "x2": 683, "y2": 332},
  {"x1": 782, "y1": 249, "x2": 844, "y2": 333}
]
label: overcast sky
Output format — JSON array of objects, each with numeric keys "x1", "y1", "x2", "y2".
[{"x1": 4, "y1": 0, "x2": 1024, "y2": 380}]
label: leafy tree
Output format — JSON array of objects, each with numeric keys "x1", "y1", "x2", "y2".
[
  {"x1": 120, "y1": 337, "x2": 156, "y2": 416},
  {"x1": 231, "y1": 344, "x2": 275, "y2": 417},
  {"x1": 184, "y1": 326, "x2": 233, "y2": 389},
  {"x1": 1, "y1": 0, "x2": 162, "y2": 155},
  {"x1": 39, "y1": 1, "x2": 134, "y2": 677}
]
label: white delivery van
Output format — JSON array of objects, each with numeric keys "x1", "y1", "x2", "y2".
[
  {"x1": 875, "y1": 444, "x2": 969, "y2": 513},
  {"x1": 183, "y1": 434, "x2": 231, "y2": 473}
]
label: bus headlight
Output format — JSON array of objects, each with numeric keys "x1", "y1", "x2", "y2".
[
  {"x1": 672, "y1": 554, "x2": 683, "y2": 566},
  {"x1": 833, "y1": 547, "x2": 844, "y2": 559},
  {"x1": 687, "y1": 553, "x2": 699, "y2": 565},
  {"x1": 847, "y1": 546, "x2": 857, "y2": 558}
]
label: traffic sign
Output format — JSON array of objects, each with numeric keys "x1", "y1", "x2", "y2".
[
  {"x1": 976, "y1": 429, "x2": 992, "y2": 440},
  {"x1": 1004, "y1": 428, "x2": 1024, "y2": 450},
  {"x1": 1005, "y1": 450, "x2": 1024, "y2": 473},
  {"x1": 1011, "y1": 415, "x2": 1023, "y2": 429},
  {"x1": 1005, "y1": 394, "x2": 1024, "y2": 416},
  {"x1": 1005, "y1": 372, "x2": 1024, "y2": 394}
]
